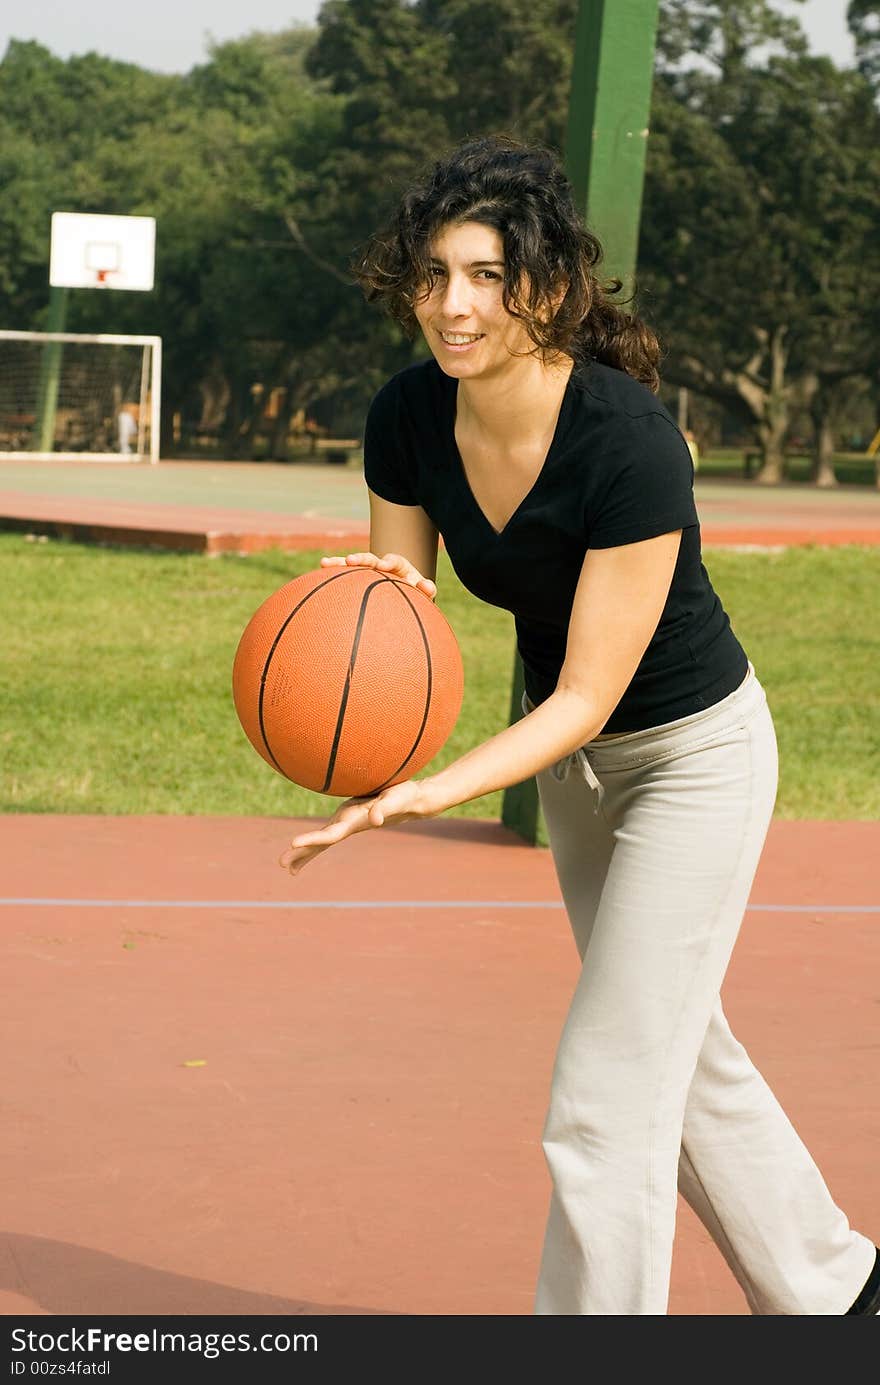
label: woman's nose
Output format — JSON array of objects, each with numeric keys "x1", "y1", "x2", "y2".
[{"x1": 440, "y1": 274, "x2": 473, "y2": 317}]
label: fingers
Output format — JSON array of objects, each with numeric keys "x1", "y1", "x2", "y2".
[
  {"x1": 279, "y1": 798, "x2": 373, "y2": 876},
  {"x1": 320, "y1": 552, "x2": 377, "y2": 569},
  {"x1": 320, "y1": 552, "x2": 436, "y2": 600},
  {"x1": 278, "y1": 834, "x2": 335, "y2": 877},
  {"x1": 379, "y1": 553, "x2": 437, "y2": 600},
  {"x1": 278, "y1": 844, "x2": 318, "y2": 875},
  {"x1": 278, "y1": 782, "x2": 426, "y2": 877}
]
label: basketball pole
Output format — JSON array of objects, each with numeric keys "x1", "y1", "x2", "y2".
[
  {"x1": 34, "y1": 284, "x2": 69, "y2": 453},
  {"x1": 501, "y1": 0, "x2": 661, "y2": 844}
]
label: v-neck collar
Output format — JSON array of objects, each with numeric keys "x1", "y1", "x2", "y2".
[{"x1": 443, "y1": 365, "x2": 576, "y2": 538}]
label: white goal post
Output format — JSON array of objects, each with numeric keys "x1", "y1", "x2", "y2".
[{"x1": 0, "y1": 329, "x2": 162, "y2": 463}]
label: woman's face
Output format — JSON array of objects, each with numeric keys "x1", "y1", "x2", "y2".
[{"x1": 413, "y1": 221, "x2": 535, "y2": 382}]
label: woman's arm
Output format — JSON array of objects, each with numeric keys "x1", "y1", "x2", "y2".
[
  {"x1": 369, "y1": 490, "x2": 440, "y2": 585},
  {"x1": 319, "y1": 490, "x2": 440, "y2": 598},
  {"x1": 280, "y1": 529, "x2": 682, "y2": 874}
]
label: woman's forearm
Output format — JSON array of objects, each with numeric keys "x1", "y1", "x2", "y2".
[{"x1": 421, "y1": 688, "x2": 606, "y2": 817}]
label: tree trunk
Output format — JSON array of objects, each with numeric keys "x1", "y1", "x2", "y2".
[
  {"x1": 808, "y1": 373, "x2": 871, "y2": 488},
  {"x1": 754, "y1": 430, "x2": 786, "y2": 482},
  {"x1": 809, "y1": 390, "x2": 839, "y2": 488},
  {"x1": 664, "y1": 334, "x2": 829, "y2": 487},
  {"x1": 198, "y1": 365, "x2": 230, "y2": 435},
  {"x1": 754, "y1": 327, "x2": 790, "y2": 484}
]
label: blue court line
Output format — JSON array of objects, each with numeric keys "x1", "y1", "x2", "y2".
[{"x1": 0, "y1": 898, "x2": 878, "y2": 913}]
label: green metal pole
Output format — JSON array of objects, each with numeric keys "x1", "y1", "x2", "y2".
[
  {"x1": 501, "y1": 0, "x2": 660, "y2": 845},
  {"x1": 34, "y1": 285, "x2": 68, "y2": 453},
  {"x1": 499, "y1": 648, "x2": 542, "y2": 842},
  {"x1": 564, "y1": 0, "x2": 661, "y2": 295}
]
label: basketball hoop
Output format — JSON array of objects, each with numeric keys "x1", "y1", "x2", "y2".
[{"x1": 49, "y1": 214, "x2": 155, "y2": 293}]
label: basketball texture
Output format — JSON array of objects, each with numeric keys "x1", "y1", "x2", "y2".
[{"x1": 232, "y1": 566, "x2": 464, "y2": 798}]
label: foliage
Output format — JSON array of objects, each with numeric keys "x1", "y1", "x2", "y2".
[
  {"x1": 656, "y1": 0, "x2": 807, "y2": 75},
  {"x1": 416, "y1": 0, "x2": 577, "y2": 147},
  {"x1": 0, "y1": 3, "x2": 878, "y2": 466},
  {"x1": 641, "y1": 20, "x2": 880, "y2": 476},
  {"x1": 848, "y1": 0, "x2": 880, "y2": 85}
]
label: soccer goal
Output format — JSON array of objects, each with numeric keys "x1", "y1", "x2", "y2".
[{"x1": 0, "y1": 329, "x2": 162, "y2": 462}]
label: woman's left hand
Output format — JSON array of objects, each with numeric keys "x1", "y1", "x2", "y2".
[{"x1": 279, "y1": 778, "x2": 437, "y2": 876}]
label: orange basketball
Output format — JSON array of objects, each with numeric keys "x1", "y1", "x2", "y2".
[{"x1": 232, "y1": 566, "x2": 464, "y2": 798}]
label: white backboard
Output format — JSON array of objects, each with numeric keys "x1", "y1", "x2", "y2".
[{"x1": 49, "y1": 212, "x2": 156, "y2": 291}]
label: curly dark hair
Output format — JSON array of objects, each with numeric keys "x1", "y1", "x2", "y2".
[{"x1": 352, "y1": 133, "x2": 662, "y2": 393}]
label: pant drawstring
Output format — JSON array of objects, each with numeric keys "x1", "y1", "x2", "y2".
[
  {"x1": 551, "y1": 747, "x2": 605, "y2": 814},
  {"x1": 522, "y1": 689, "x2": 605, "y2": 814}
]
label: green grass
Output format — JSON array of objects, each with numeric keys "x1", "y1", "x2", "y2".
[
  {"x1": 695, "y1": 449, "x2": 878, "y2": 486},
  {"x1": 1, "y1": 534, "x2": 877, "y2": 822}
]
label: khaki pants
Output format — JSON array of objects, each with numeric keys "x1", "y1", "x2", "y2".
[{"x1": 527, "y1": 667, "x2": 874, "y2": 1314}]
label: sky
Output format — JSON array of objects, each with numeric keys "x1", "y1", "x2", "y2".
[{"x1": 0, "y1": 1, "x2": 859, "y2": 76}]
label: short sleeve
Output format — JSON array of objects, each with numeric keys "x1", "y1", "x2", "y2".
[
  {"x1": 362, "y1": 379, "x2": 419, "y2": 506},
  {"x1": 588, "y1": 413, "x2": 698, "y2": 548}
]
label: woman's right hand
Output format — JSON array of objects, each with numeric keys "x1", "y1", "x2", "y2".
[{"x1": 320, "y1": 551, "x2": 437, "y2": 601}]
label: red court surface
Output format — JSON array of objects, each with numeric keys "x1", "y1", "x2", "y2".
[
  {"x1": 1, "y1": 458, "x2": 879, "y2": 553},
  {"x1": 2, "y1": 814, "x2": 878, "y2": 1317}
]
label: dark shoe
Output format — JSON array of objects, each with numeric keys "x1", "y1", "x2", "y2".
[{"x1": 846, "y1": 1246, "x2": 880, "y2": 1314}]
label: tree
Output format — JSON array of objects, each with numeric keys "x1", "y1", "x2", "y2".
[
  {"x1": 416, "y1": 0, "x2": 577, "y2": 147},
  {"x1": 5, "y1": 5, "x2": 877, "y2": 476},
  {"x1": 306, "y1": 0, "x2": 454, "y2": 237},
  {"x1": 641, "y1": 38, "x2": 880, "y2": 484},
  {"x1": 656, "y1": 0, "x2": 808, "y2": 80},
  {"x1": 0, "y1": 30, "x2": 353, "y2": 456},
  {"x1": 0, "y1": 41, "x2": 176, "y2": 328},
  {"x1": 848, "y1": 1, "x2": 880, "y2": 86}
]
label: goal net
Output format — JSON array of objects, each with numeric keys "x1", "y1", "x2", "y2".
[{"x1": 0, "y1": 330, "x2": 162, "y2": 462}]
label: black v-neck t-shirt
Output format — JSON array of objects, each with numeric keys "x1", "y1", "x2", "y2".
[{"x1": 363, "y1": 356, "x2": 748, "y2": 733}]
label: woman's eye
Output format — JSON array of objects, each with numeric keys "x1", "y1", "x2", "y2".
[{"x1": 427, "y1": 267, "x2": 501, "y2": 281}]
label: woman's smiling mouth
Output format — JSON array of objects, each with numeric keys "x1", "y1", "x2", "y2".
[{"x1": 438, "y1": 330, "x2": 484, "y2": 350}]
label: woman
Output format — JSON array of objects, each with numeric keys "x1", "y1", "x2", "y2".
[{"x1": 279, "y1": 135, "x2": 878, "y2": 1315}]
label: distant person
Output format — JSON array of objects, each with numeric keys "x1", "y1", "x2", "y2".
[
  {"x1": 117, "y1": 406, "x2": 138, "y2": 456},
  {"x1": 278, "y1": 135, "x2": 879, "y2": 1316}
]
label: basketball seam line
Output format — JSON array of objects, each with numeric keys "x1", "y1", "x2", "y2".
[
  {"x1": 369, "y1": 582, "x2": 434, "y2": 794},
  {"x1": 257, "y1": 568, "x2": 363, "y2": 775},
  {"x1": 322, "y1": 578, "x2": 434, "y2": 796},
  {"x1": 322, "y1": 578, "x2": 386, "y2": 793},
  {"x1": 257, "y1": 570, "x2": 442, "y2": 797}
]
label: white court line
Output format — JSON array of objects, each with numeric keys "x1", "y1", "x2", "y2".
[{"x1": 0, "y1": 898, "x2": 878, "y2": 914}]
